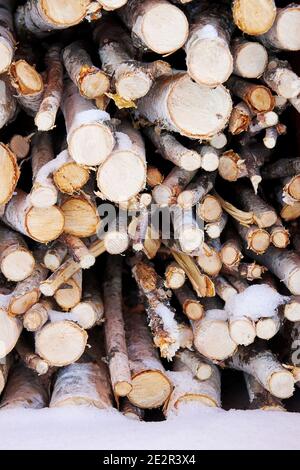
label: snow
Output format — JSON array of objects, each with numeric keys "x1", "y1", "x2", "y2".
[
  {"x1": 225, "y1": 284, "x2": 286, "y2": 321},
  {"x1": 204, "y1": 309, "x2": 228, "y2": 321},
  {"x1": 0, "y1": 406, "x2": 300, "y2": 449}
]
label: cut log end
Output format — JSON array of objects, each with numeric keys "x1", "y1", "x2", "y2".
[
  {"x1": 0, "y1": 39, "x2": 14, "y2": 74},
  {"x1": 256, "y1": 317, "x2": 279, "y2": 340},
  {"x1": 1, "y1": 249, "x2": 35, "y2": 282},
  {"x1": 229, "y1": 319, "x2": 256, "y2": 346},
  {"x1": 187, "y1": 39, "x2": 233, "y2": 87},
  {"x1": 11, "y1": 60, "x2": 43, "y2": 95},
  {"x1": 198, "y1": 196, "x2": 222, "y2": 223},
  {"x1": 169, "y1": 77, "x2": 232, "y2": 139},
  {"x1": 26, "y1": 206, "x2": 65, "y2": 243},
  {"x1": 176, "y1": 394, "x2": 218, "y2": 410},
  {"x1": 232, "y1": 0, "x2": 276, "y2": 35},
  {"x1": 275, "y1": 7, "x2": 300, "y2": 51},
  {"x1": 97, "y1": 151, "x2": 146, "y2": 203},
  {"x1": 194, "y1": 320, "x2": 237, "y2": 361},
  {"x1": 269, "y1": 371, "x2": 295, "y2": 399},
  {"x1": 115, "y1": 381, "x2": 133, "y2": 397},
  {"x1": 53, "y1": 163, "x2": 89, "y2": 195},
  {"x1": 184, "y1": 300, "x2": 204, "y2": 321},
  {"x1": 140, "y1": 3, "x2": 188, "y2": 54},
  {"x1": 116, "y1": 73, "x2": 152, "y2": 101},
  {"x1": 34, "y1": 111, "x2": 56, "y2": 132},
  {"x1": 42, "y1": 0, "x2": 90, "y2": 26},
  {"x1": 248, "y1": 229, "x2": 270, "y2": 254},
  {"x1": 35, "y1": 321, "x2": 87, "y2": 367},
  {"x1": 179, "y1": 150, "x2": 202, "y2": 172},
  {"x1": 30, "y1": 186, "x2": 58, "y2": 208},
  {"x1": 0, "y1": 144, "x2": 20, "y2": 206},
  {"x1": 179, "y1": 227, "x2": 204, "y2": 254},
  {"x1": 234, "y1": 42, "x2": 268, "y2": 79},
  {"x1": 69, "y1": 123, "x2": 115, "y2": 166},
  {"x1": 128, "y1": 370, "x2": 172, "y2": 409},
  {"x1": 80, "y1": 71, "x2": 110, "y2": 100},
  {"x1": 284, "y1": 301, "x2": 300, "y2": 322},
  {"x1": 61, "y1": 197, "x2": 99, "y2": 238}
]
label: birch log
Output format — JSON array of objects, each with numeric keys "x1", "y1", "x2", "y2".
[
  {"x1": 29, "y1": 132, "x2": 58, "y2": 208},
  {"x1": 244, "y1": 373, "x2": 285, "y2": 411},
  {"x1": 35, "y1": 320, "x2": 88, "y2": 367},
  {"x1": 193, "y1": 308, "x2": 237, "y2": 361},
  {"x1": 0, "y1": 364, "x2": 48, "y2": 409},
  {"x1": 137, "y1": 73, "x2": 232, "y2": 139},
  {"x1": 96, "y1": 121, "x2": 146, "y2": 203},
  {"x1": 0, "y1": 143, "x2": 20, "y2": 206},
  {"x1": 35, "y1": 44, "x2": 63, "y2": 131},
  {"x1": 71, "y1": 283, "x2": 104, "y2": 330},
  {"x1": 125, "y1": 311, "x2": 172, "y2": 409},
  {"x1": 63, "y1": 41, "x2": 110, "y2": 100},
  {"x1": 144, "y1": 127, "x2": 202, "y2": 172},
  {"x1": 54, "y1": 270, "x2": 82, "y2": 311},
  {"x1": 50, "y1": 360, "x2": 113, "y2": 409},
  {"x1": 43, "y1": 242, "x2": 67, "y2": 272},
  {"x1": 153, "y1": 167, "x2": 196, "y2": 207},
  {"x1": 164, "y1": 359, "x2": 221, "y2": 416},
  {"x1": 118, "y1": 0, "x2": 189, "y2": 55},
  {"x1": 61, "y1": 80, "x2": 115, "y2": 166},
  {"x1": 103, "y1": 256, "x2": 132, "y2": 397},
  {"x1": 246, "y1": 246, "x2": 300, "y2": 295},
  {"x1": 8, "y1": 263, "x2": 48, "y2": 316},
  {"x1": 0, "y1": 0, "x2": 15, "y2": 73},
  {"x1": 259, "y1": 4, "x2": 300, "y2": 51},
  {"x1": 226, "y1": 76, "x2": 275, "y2": 114},
  {"x1": 9, "y1": 59, "x2": 44, "y2": 116},
  {"x1": 60, "y1": 234, "x2": 95, "y2": 269},
  {"x1": 263, "y1": 58, "x2": 300, "y2": 99},
  {"x1": 15, "y1": 0, "x2": 93, "y2": 37},
  {"x1": 185, "y1": 2, "x2": 233, "y2": 87},
  {"x1": 227, "y1": 346, "x2": 295, "y2": 399},
  {"x1": 60, "y1": 194, "x2": 100, "y2": 238},
  {"x1": 2, "y1": 189, "x2": 64, "y2": 243},
  {"x1": 94, "y1": 18, "x2": 170, "y2": 101},
  {"x1": 0, "y1": 225, "x2": 35, "y2": 282},
  {"x1": 132, "y1": 260, "x2": 180, "y2": 359},
  {"x1": 0, "y1": 76, "x2": 18, "y2": 130},
  {"x1": 16, "y1": 336, "x2": 49, "y2": 375},
  {"x1": 23, "y1": 299, "x2": 52, "y2": 332},
  {"x1": 232, "y1": 0, "x2": 276, "y2": 36},
  {"x1": 173, "y1": 283, "x2": 204, "y2": 321},
  {"x1": 0, "y1": 295, "x2": 22, "y2": 357},
  {"x1": 232, "y1": 38, "x2": 268, "y2": 79},
  {"x1": 52, "y1": 150, "x2": 90, "y2": 195}
]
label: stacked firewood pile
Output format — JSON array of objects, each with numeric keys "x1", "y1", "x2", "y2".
[{"x1": 0, "y1": 0, "x2": 300, "y2": 417}]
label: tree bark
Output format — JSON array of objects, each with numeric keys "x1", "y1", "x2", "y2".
[
  {"x1": 0, "y1": 224, "x2": 35, "y2": 282},
  {"x1": 103, "y1": 256, "x2": 132, "y2": 397},
  {"x1": 0, "y1": 75, "x2": 18, "y2": 130},
  {"x1": 258, "y1": 4, "x2": 300, "y2": 51},
  {"x1": 63, "y1": 41, "x2": 110, "y2": 100},
  {"x1": 125, "y1": 311, "x2": 172, "y2": 408},
  {"x1": 15, "y1": 0, "x2": 93, "y2": 37},
  {"x1": 29, "y1": 132, "x2": 58, "y2": 208},
  {"x1": 263, "y1": 58, "x2": 300, "y2": 99},
  {"x1": 2, "y1": 189, "x2": 65, "y2": 243},
  {"x1": 144, "y1": 127, "x2": 202, "y2": 172},
  {"x1": 0, "y1": 363, "x2": 48, "y2": 409},
  {"x1": 226, "y1": 345, "x2": 295, "y2": 399},
  {"x1": 8, "y1": 262, "x2": 48, "y2": 316},
  {"x1": 54, "y1": 270, "x2": 82, "y2": 311},
  {"x1": 164, "y1": 358, "x2": 221, "y2": 416},
  {"x1": 35, "y1": 44, "x2": 63, "y2": 131},
  {"x1": 0, "y1": 0, "x2": 15, "y2": 73},
  {"x1": 50, "y1": 360, "x2": 113, "y2": 409}
]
